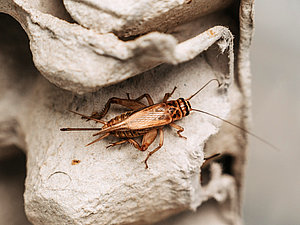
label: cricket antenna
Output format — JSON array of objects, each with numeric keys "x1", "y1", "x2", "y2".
[
  {"x1": 192, "y1": 108, "x2": 280, "y2": 151},
  {"x1": 187, "y1": 79, "x2": 221, "y2": 101}
]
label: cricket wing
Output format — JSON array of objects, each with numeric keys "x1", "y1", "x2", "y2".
[
  {"x1": 92, "y1": 104, "x2": 172, "y2": 135},
  {"x1": 124, "y1": 104, "x2": 173, "y2": 130}
]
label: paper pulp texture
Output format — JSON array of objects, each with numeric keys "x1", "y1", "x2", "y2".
[{"x1": 0, "y1": 0, "x2": 254, "y2": 224}]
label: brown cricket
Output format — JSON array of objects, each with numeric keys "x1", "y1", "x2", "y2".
[{"x1": 61, "y1": 79, "x2": 277, "y2": 168}]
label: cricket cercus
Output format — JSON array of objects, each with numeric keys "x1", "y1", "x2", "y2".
[{"x1": 61, "y1": 79, "x2": 276, "y2": 168}]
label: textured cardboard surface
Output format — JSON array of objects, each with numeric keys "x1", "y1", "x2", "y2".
[{"x1": 0, "y1": 0, "x2": 254, "y2": 224}]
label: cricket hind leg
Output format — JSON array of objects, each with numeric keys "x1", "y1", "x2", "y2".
[
  {"x1": 144, "y1": 128, "x2": 164, "y2": 169},
  {"x1": 132, "y1": 93, "x2": 154, "y2": 105},
  {"x1": 124, "y1": 129, "x2": 158, "y2": 152},
  {"x1": 89, "y1": 93, "x2": 154, "y2": 120},
  {"x1": 141, "y1": 129, "x2": 158, "y2": 151},
  {"x1": 68, "y1": 110, "x2": 106, "y2": 124},
  {"x1": 169, "y1": 123, "x2": 187, "y2": 139},
  {"x1": 118, "y1": 129, "x2": 159, "y2": 169},
  {"x1": 106, "y1": 139, "x2": 129, "y2": 148},
  {"x1": 88, "y1": 97, "x2": 145, "y2": 120},
  {"x1": 106, "y1": 138, "x2": 145, "y2": 150}
]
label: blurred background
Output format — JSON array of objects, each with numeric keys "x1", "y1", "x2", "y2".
[
  {"x1": 244, "y1": 0, "x2": 300, "y2": 224},
  {"x1": 0, "y1": 0, "x2": 299, "y2": 224}
]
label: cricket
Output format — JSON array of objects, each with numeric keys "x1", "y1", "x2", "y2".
[{"x1": 60, "y1": 79, "x2": 277, "y2": 168}]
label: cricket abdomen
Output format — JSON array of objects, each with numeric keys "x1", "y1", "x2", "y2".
[{"x1": 112, "y1": 129, "x2": 151, "y2": 138}]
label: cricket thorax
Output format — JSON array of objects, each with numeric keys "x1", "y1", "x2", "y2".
[{"x1": 167, "y1": 98, "x2": 191, "y2": 121}]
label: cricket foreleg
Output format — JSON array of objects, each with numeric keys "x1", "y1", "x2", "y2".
[
  {"x1": 169, "y1": 123, "x2": 187, "y2": 139},
  {"x1": 144, "y1": 128, "x2": 164, "y2": 169},
  {"x1": 163, "y1": 86, "x2": 177, "y2": 102}
]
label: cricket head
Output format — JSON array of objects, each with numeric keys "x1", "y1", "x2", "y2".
[{"x1": 169, "y1": 79, "x2": 221, "y2": 121}]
